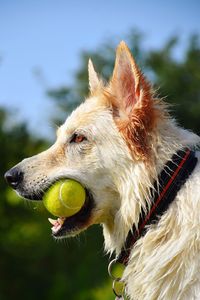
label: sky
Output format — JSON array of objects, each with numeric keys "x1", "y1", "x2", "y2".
[{"x1": 0, "y1": 0, "x2": 200, "y2": 138}]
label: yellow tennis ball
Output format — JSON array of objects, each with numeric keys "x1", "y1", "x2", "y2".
[{"x1": 43, "y1": 179, "x2": 86, "y2": 217}]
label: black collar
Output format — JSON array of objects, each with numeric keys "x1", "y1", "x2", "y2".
[{"x1": 117, "y1": 148, "x2": 198, "y2": 265}]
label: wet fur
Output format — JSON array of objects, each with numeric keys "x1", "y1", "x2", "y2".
[{"x1": 11, "y1": 42, "x2": 200, "y2": 299}]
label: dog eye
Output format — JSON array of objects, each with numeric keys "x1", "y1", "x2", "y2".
[{"x1": 70, "y1": 133, "x2": 87, "y2": 144}]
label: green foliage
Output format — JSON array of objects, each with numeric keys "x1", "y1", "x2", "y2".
[
  {"x1": 146, "y1": 34, "x2": 200, "y2": 133},
  {"x1": 48, "y1": 31, "x2": 200, "y2": 135}
]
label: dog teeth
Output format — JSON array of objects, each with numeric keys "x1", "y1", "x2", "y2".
[
  {"x1": 48, "y1": 217, "x2": 65, "y2": 225},
  {"x1": 48, "y1": 218, "x2": 57, "y2": 225},
  {"x1": 48, "y1": 217, "x2": 66, "y2": 234},
  {"x1": 58, "y1": 217, "x2": 64, "y2": 225},
  {"x1": 48, "y1": 217, "x2": 65, "y2": 234}
]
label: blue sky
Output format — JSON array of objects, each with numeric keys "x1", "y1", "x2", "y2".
[{"x1": 0, "y1": 0, "x2": 199, "y2": 138}]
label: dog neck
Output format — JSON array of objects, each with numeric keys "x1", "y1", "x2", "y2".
[
  {"x1": 117, "y1": 148, "x2": 197, "y2": 265},
  {"x1": 103, "y1": 119, "x2": 200, "y2": 255}
]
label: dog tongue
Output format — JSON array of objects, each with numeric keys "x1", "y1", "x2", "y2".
[{"x1": 48, "y1": 217, "x2": 65, "y2": 233}]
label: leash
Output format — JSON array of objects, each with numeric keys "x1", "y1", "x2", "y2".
[{"x1": 108, "y1": 148, "x2": 198, "y2": 299}]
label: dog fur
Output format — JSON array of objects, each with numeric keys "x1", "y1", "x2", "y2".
[{"x1": 8, "y1": 42, "x2": 200, "y2": 299}]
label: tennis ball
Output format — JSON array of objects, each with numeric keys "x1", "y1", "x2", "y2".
[{"x1": 43, "y1": 179, "x2": 86, "y2": 217}]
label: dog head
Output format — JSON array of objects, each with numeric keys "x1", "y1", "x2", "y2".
[{"x1": 5, "y1": 42, "x2": 160, "y2": 247}]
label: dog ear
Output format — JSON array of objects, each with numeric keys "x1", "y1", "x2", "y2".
[
  {"x1": 108, "y1": 41, "x2": 155, "y2": 160},
  {"x1": 88, "y1": 59, "x2": 101, "y2": 93},
  {"x1": 110, "y1": 41, "x2": 151, "y2": 113}
]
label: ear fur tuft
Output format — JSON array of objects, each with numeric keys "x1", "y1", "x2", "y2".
[
  {"x1": 88, "y1": 59, "x2": 101, "y2": 93},
  {"x1": 107, "y1": 41, "x2": 157, "y2": 161}
]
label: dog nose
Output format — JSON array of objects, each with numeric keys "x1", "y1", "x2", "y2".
[{"x1": 4, "y1": 167, "x2": 24, "y2": 189}]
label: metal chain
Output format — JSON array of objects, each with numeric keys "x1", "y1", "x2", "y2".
[{"x1": 108, "y1": 258, "x2": 126, "y2": 299}]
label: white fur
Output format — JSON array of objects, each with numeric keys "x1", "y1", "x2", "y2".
[{"x1": 13, "y1": 43, "x2": 200, "y2": 300}]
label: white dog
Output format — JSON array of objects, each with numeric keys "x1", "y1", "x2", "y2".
[{"x1": 5, "y1": 42, "x2": 200, "y2": 300}]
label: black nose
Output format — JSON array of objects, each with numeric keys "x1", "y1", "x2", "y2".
[{"x1": 4, "y1": 167, "x2": 24, "y2": 189}]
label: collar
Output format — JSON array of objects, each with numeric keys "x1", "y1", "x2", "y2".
[{"x1": 117, "y1": 148, "x2": 198, "y2": 265}]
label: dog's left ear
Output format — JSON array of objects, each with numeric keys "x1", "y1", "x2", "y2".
[
  {"x1": 109, "y1": 41, "x2": 155, "y2": 160},
  {"x1": 88, "y1": 59, "x2": 101, "y2": 93}
]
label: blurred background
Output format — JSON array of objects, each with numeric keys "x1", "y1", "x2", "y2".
[{"x1": 0, "y1": 0, "x2": 200, "y2": 299}]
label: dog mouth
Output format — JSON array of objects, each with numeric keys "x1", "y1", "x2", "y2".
[
  {"x1": 47, "y1": 189, "x2": 94, "y2": 238},
  {"x1": 20, "y1": 183, "x2": 94, "y2": 238}
]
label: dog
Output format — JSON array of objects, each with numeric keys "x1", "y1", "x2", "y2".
[{"x1": 5, "y1": 41, "x2": 200, "y2": 300}]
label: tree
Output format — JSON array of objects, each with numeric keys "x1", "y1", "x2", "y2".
[
  {"x1": 48, "y1": 31, "x2": 200, "y2": 135},
  {"x1": 146, "y1": 34, "x2": 200, "y2": 133}
]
